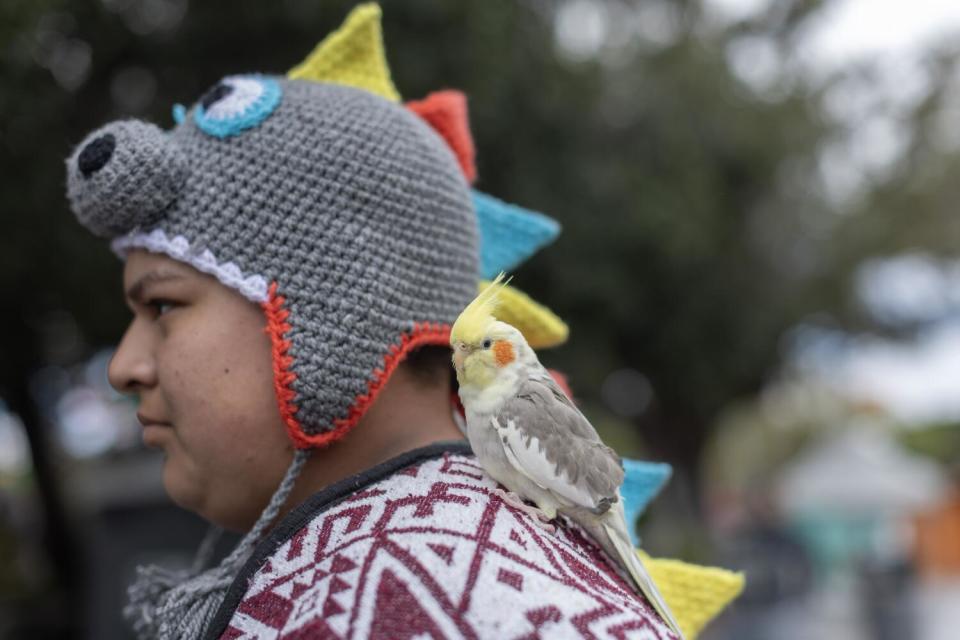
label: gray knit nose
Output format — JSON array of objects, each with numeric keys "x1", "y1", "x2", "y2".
[{"x1": 66, "y1": 120, "x2": 188, "y2": 238}]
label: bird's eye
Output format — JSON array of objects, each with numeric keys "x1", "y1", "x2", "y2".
[
  {"x1": 193, "y1": 75, "x2": 281, "y2": 138},
  {"x1": 482, "y1": 339, "x2": 492, "y2": 349}
]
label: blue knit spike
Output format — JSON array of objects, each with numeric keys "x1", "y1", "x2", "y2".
[
  {"x1": 620, "y1": 459, "x2": 672, "y2": 546},
  {"x1": 473, "y1": 191, "x2": 561, "y2": 279}
]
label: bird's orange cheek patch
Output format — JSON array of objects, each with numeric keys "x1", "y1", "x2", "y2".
[{"x1": 493, "y1": 340, "x2": 515, "y2": 366}]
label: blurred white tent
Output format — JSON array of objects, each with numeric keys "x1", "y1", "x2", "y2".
[{"x1": 777, "y1": 425, "x2": 948, "y2": 517}]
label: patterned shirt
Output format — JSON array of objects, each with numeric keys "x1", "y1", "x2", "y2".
[{"x1": 205, "y1": 442, "x2": 678, "y2": 639}]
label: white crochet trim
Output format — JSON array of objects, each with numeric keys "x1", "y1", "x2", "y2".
[{"x1": 111, "y1": 228, "x2": 270, "y2": 303}]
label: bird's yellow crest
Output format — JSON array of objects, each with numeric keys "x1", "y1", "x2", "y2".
[{"x1": 450, "y1": 272, "x2": 511, "y2": 345}]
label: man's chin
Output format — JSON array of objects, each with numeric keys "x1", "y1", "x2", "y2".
[
  {"x1": 142, "y1": 424, "x2": 173, "y2": 449},
  {"x1": 162, "y1": 464, "x2": 202, "y2": 514}
]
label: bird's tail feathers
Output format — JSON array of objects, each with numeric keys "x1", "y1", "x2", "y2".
[{"x1": 602, "y1": 519, "x2": 686, "y2": 639}]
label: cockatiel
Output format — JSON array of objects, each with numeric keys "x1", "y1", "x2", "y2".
[{"x1": 450, "y1": 275, "x2": 684, "y2": 639}]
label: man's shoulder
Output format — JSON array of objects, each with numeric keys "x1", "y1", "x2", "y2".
[{"x1": 211, "y1": 443, "x2": 675, "y2": 639}]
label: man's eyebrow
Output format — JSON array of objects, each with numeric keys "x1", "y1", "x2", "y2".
[{"x1": 125, "y1": 271, "x2": 185, "y2": 303}]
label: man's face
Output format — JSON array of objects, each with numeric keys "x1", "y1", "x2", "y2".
[{"x1": 108, "y1": 249, "x2": 292, "y2": 531}]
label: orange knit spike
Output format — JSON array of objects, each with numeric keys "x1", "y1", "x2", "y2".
[{"x1": 406, "y1": 90, "x2": 477, "y2": 183}]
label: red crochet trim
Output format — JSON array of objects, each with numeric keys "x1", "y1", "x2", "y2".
[
  {"x1": 315, "y1": 321, "x2": 452, "y2": 448},
  {"x1": 262, "y1": 285, "x2": 452, "y2": 450},
  {"x1": 262, "y1": 282, "x2": 302, "y2": 446}
]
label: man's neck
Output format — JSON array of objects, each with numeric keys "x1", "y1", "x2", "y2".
[{"x1": 275, "y1": 363, "x2": 464, "y2": 523}]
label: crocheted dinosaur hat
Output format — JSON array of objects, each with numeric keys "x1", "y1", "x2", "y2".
[
  {"x1": 66, "y1": 6, "x2": 481, "y2": 449},
  {"x1": 66, "y1": 3, "x2": 569, "y2": 452}
]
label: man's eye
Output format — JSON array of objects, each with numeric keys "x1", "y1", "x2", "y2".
[{"x1": 146, "y1": 299, "x2": 176, "y2": 316}]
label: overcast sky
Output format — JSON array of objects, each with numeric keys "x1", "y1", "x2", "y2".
[{"x1": 711, "y1": 0, "x2": 960, "y2": 62}]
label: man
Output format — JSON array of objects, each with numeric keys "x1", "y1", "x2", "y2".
[{"x1": 66, "y1": 5, "x2": 678, "y2": 638}]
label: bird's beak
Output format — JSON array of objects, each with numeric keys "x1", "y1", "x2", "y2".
[{"x1": 452, "y1": 347, "x2": 466, "y2": 372}]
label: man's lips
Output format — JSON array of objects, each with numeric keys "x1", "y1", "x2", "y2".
[
  {"x1": 137, "y1": 412, "x2": 171, "y2": 428},
  {"x1": 138, "y1": 412, "x2": 171, "y2": 449}
]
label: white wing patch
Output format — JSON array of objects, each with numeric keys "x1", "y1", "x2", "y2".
[{"x1": 494, "y1": 417, "x2": 597, "y2": 510}]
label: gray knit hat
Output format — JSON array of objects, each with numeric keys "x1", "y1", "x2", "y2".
[{"x1": 66, "y1": 13, "x2": 478, "y2": 450}]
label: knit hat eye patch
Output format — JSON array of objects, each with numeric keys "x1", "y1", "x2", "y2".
[{"x1": 193, "y1": 75, "x2": 282, "y2": 139}]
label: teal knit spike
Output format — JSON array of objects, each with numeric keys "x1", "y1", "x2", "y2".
[
  {"x1": 621, "y1": 458, "x2": 672, "y2": 546},
  {"x1": 473, "y1": 191, "x2": 561, "y2": 279}
]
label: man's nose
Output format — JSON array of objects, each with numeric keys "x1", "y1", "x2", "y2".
[{"x1": 107, "y1": 322, "x2": 157, "y2": 394}]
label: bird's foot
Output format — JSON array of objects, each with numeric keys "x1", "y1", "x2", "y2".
[{"x1": 493, "y1": 488, "x2": 557, "y2": 533}]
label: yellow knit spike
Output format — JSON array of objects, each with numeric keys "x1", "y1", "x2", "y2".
[
  {"x1": 287, "y1": 3, "x2": 400, "y2": 102},
  {"x1": 480, "y1": 280, "x2": 569, "y2": 349},
  {"x1": 638, "y1": 550, "x2": 745, "y2": 640}
]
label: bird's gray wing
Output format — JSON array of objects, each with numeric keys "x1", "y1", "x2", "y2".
[{"x1": 496, "y1": 370, "x2": 624, "y2": 514}]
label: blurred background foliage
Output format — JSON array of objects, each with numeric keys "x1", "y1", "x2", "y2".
[{"x1": 3, "y1": 0, "x2": 960, "y2": 638}]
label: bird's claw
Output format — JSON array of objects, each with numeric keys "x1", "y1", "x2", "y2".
[{"x1": 493, "y1": 488, "x2": 557, "y2": 533}]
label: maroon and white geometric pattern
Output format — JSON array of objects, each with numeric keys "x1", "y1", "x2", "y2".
[{"x1": 220, "y1": 454, "x2": 677, "y2": 639}]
